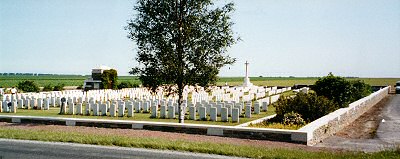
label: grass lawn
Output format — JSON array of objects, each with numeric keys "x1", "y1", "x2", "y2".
[
  {"x1": 0, "y1": 127, "x2": 398, "y2": 159},
  {"x1": 0, "y1": 106, "x2": 276, "y2": 126}
]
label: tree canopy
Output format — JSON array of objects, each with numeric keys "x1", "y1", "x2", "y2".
[
  {"x1": 101, "y1": 69, "x2": 118, "y2": 89},
  {"x1": 126, "y1": 0, "x2": 238, "y2": 123}
]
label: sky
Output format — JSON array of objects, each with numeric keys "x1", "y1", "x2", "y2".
[{"x1": 1, "y1": 0, "x2": 399, "y2": 77}]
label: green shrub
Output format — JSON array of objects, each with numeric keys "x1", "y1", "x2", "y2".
[
  {"x1": 131, "y1": 83, "x2": 140, "y2": 88},
  {"x1": 42, "y1": 84, "x2": 53, "y2": 92},
  {"x1": 313, "y1": 73, "x2": 372, "y2": 108},
  {"x1": 17, "y1": 80, "x2": 40, "y2": 92},
  {"x1": 350, "y1": 80, "x2": 372, "y2": 102},
  {"x1": 274, "y1": 93, "x2": 338, "y2": 123},
  {"x1": 101, "y1": 69, "x2": 118, "y2": 89},
  {"x1": 313, "y1": 73, "x2": 353, "y2": 108},
  {"x1": 117, "y1": 81, "x2": 133, "y2": 89},
  {"x1": 283, "y1": 112, "x2": 306, "y2": 126},
  {"x1": 76, "y1": 84, "x2": 83, "y2": 90},
  {"x1": 53, "y1": 83, "x2": 65, "y2": 91}
]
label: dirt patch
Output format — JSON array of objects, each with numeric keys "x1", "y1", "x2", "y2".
[
  {"x1": 0, "y1": 122, "x2": 338, "y2": 153},
  {"x1": 335, "y1": 96, "x2": 391, "y2": 139}
]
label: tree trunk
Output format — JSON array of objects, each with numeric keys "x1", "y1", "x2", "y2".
[
  {"x1": 178, "y1": 84, "x2": 184, "y2": 123},
  {"x1": 176, "y1": 0, "x2": 185, "y2": 123}
]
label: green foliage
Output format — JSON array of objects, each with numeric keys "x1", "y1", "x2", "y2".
[
  {"x1": 126, "y1": 0, "x2": 239, "y2": 123},
  {"x1": 313, "y1": 73, "x2": 372, "y2": 108},
  {"x1": 117, "y1": 81, "x2": 134, "y2": 89},
  {"x1": 118, "y1": 81, "x2": 140, "y2": 89},
  {"x1": 313, "y1": 73, "x2": 352, "y2": 108},
  {"x1": 274, "y1": 93, "x2": 338, "y2": 123},
  {"x1": 42, "y1": 84, "x2": 53, "y2": 91},
  {"x1": 53, "y1": 83, "x2": 65, "y2": 91},
  {"x1": 17, "y1": 80, "x2": 40, "y2": 92},
  {"x1": 350, "y1": 80, "x2": 372, "y2": 102},
  {"x1": 76, "y1": 84, "x2": 83, "y2": 90},
  {"x1": 101, "y1": 69, "x2": 118, "y2": 89},
  {"x1": 283, "y1": 112, "x2": 306, "y2": 126},
  {"x1": 126, "y1": 0, "x2": 238, "y2": 92}
]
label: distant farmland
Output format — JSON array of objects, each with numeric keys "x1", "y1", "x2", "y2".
[{"x1": 0, "y1": 75, "x2": 398, "y2": 88}]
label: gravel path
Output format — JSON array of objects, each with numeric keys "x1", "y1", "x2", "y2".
[{"x1": 316, "y1": 94, "x2": 400, "y2": 152}]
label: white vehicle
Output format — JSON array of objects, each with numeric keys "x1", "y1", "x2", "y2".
[{"x1": 396, "y1": 81, "x2": 400, "y2": 94}]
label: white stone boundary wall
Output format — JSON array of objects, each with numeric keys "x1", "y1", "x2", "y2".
[{"x1": 296, "y1": 86, "x2": 390, "y2": 145}]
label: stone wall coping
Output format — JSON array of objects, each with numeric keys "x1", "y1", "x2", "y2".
[{"x1": 298, "y1": 86, "x2": 390, "y2": 141}]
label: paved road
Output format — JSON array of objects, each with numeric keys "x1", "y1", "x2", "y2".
[
  {"x1": 316, "y1": 94, "x2": 400, "y2": 152},
  {"x1": 376, "y1": 94, "x2": 400, "y2": 144},
  {"x1": 0, "y1": 139, "x2": 245, "y2": 159}
]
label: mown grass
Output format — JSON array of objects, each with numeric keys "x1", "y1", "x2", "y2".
[
  {"x1": 0, "y1": 127, "x2": 398, "y2": 159},
  {"x1": 0, "y1": 106, "x2": 276, "y2": 126},
  {"x1": 1, "y1": 75, "x2": 398, "y2": 87}
]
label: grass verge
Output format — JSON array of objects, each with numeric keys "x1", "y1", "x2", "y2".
[{"x1": 0, "y1": 127, "x2": 399, "y2": 158}]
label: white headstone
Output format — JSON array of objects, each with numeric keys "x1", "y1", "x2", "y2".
[
  {"x1": 199, "y1": 106, "x2": 206, "y2": 120},
  {"x1": 245, "y1": 105, "x2": 251, "y2": 118},
  {"x1": 135, "y1": 101, "x2": 141, "y2": 113},
  {"x1": 76, "y1": 103, "x2": 82, "y2": 115},
  {"x1": 210, "y1": 107, "x2": 217, "y2": 121},
  {"x1": 110, "y1": 103, "x2": 117, "y2": 117},
  {"x1": 127, "y1": 102, "x2": 134, "y2": 117},
  {"x1": 68, "y1": 102, "x2": 75, "y2": 115},
  {"x1": 85, "y1": 103, "x2": 92, "y2": 115},
  {"x1": 44, "y1": 99, "x2": 50, "y2": 110},
  {"x1": 254, "y1": 102, "x2": 260, "y2": 114},
  {"x1": 160, "y1": 105, "x2": 166, "y2": 118},
  {"x1": 150, "y1": 105, "x2": 157, "y2": 118},
  {"x1": 221, "y1": 107, "x2": 228, "y2": 122},
  {"x1": 189, "y1": 106, "x2": 196, "y2": 120},
  {"x1": 17, "y1": 99, "x2": 23, "y2": 109},
  {"x1": 11, "y1": 101, "x2": 17, "y2": 113},
  {"x1": 168, "y1": 105, "x2": 175, "y2": 119},
  {"x1": 232, "y1": 108, "x2": 239, "y2": 123},
  {"x1": 118, "y1": 103, "x2": 125, "y2": 117},
  {"x1": 262, "y1": 101, "x2": 268, "y2": 111}
]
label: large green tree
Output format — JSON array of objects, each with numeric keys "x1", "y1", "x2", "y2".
[
  {"x1": 101, "y1": 69, "x2": 118, "y2": 89},
  {"x1": 126, "y1": 0, "x2": 238, "y2": 123}
]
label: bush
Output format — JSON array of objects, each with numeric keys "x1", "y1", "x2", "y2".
[
  {"x1": 101, "y1": 69, "x2": 118, "y2": 89},
  {"x1": 42, "y1": 84, "x2": 53, "y2": 92},
  {"x1": 313, "y1": 73, "x2": 372, "y2": 108},
  {"x1": 117, "y1": 82, "x2": 133, "y2": 89},
  {"x1": 76, "y1": 84, "x2": 83, "y2": 90},
  {"x1": 117, "y1": 81, "x2": 140, "y2": 89},
  {"x1": 350, "y1": 80, "x2": 372, "y2": 102},
  {"x1": 53, "y1": 83, "x2": 65, "y2": 91},
  {"x1": 131, "y1": 83, "x2": 140, "y2": 88},
  {"x1": 17, "y1": 80, "x2": 40, "y2": 92},
  {"x1": 283, "y1": 112, "x2": 306, "y2": 126},
  {"x1": 313, "y1": 73, "x2": 353, "y2": 108},
  {"x1": 274, "y1": 93, "x2": 338, "y2": 123}
]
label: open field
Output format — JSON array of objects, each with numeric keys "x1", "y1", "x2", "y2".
[
  {"x1": 0, "y1": 106, "x2": 276, "y2": 126},
  {"x1": 0, "y1": 75, "x2": 140, "y2": 88},
  {"x1": 0, "y1": 75, "x2": 398, "y2": 88}
]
